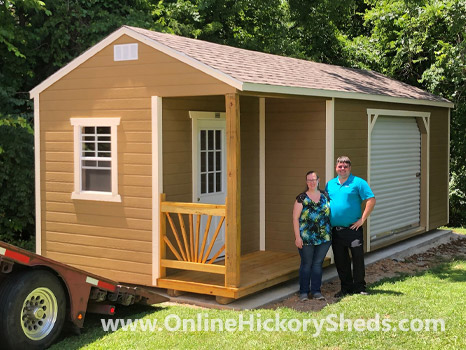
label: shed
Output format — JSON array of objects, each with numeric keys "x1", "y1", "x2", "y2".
[{"x1": 30, "y1": 25, "x2": 452, "y2": 303}]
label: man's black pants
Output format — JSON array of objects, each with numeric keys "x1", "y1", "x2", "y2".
[{"x1": 331, "y1": 227, "x2": 366, "y2": 293}]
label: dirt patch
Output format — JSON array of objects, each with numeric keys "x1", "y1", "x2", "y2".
[{"x1": 266, "y1": 235, "x2": 466, "y2": 312}]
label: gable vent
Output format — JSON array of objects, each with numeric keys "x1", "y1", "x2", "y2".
[{"x1": 114, "y1": 43, "x2": 138, "y2": 61}]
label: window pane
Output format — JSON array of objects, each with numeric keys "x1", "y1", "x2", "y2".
[
  {"x1": 82, "y1": 160, "x2": 96, "y2": 167},
  {"x1": 216, "y1": 172, "x2": 221, "y2": 192},
  {"x1": 98, "y1": 136, "x2": 111, "y2": 142},
  {"x1": 98, "y1": 152, "x2": 111, "y2": 158},
  {"x1": 201, "y1": 152, "x2": 206, "y2": 172},
  {"x1": 208, "y1": 173, "x2": 214, "y2": 193},
  {"x1": 201, "y1": 174, "x2": 206, "y2": 194},
  {"x1": 208, "y1": 130, "x2": 214, "y2": 150},
  {"x1": 216, "y1": 151, "x2": 221, "y2": 171},
  {"x1": 98, "y1": 143, "x2": 111, "y2": 151},
  {"x1": 84, "y1": 151, "x2": 94, "y2": 157},
  {"x1": 82, "y1": 169, "x2": 111, "y2": 192},
  {"x1": 215, "y1": 130, "x2": 221, "y2": 150},
  {"x1": 208, "y1": 152, "x2": 214, "y2": 171},
  {"x1": 97, "y1": 127, "x2": 111, "y2": 134},
  {"x1": 200, "y1": 130, "x2": 206, "y2": 150},
  {"x1": 83, "y1": 126, "x2": 95, "y2": 134},
  {"x1": 98, "y1": 161, "x2": 111, "y2": 168},
  {"x1": 84, "y1": 135, "x2": 95, "y2": 141},
  {"x1": 83, "y1": 142, "x2": 95, "y2": 151}
]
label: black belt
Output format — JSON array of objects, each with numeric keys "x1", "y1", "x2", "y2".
[{"x1": 333, "y1": 226, "x2": 349, "y2": 231}]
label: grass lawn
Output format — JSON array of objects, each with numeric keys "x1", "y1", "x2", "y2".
[
  {"x1": 51, "y1": 260, "x2": 466, "y2": 350},
  {"x1": 442, "y1": 226, "x2": 466, "y2": 235}
]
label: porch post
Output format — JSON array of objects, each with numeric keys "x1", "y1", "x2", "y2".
[{"x1": 225, "y1": 93, "x2": 241, "y2": 288}]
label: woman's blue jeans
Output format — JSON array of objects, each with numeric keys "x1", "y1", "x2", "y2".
[{"x1": 298, "y1": 241, "x2": 331, "y2": 295}]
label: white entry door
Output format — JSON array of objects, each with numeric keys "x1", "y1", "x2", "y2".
[{"x1": 192, "y1": 116, "x2": 226, "y2": 260}]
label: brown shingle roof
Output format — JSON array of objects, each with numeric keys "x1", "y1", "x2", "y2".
[{"x1": 127, "y1": 26, "x2": 449, "y2": 104}]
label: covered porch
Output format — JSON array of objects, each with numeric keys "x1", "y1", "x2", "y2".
[{"x1": 153, "y1": 93, "x2": 331, "y2": 303}]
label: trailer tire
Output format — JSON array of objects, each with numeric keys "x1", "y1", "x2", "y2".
[{"x1": 0, "y1": 270, "x2": 66, "y2": 350}]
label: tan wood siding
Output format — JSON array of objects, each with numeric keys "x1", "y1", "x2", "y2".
[
  {"x1": 39, "y1": 36, "x2": 233, "y2": 285},
  {"x1": 47, "y1": 35, "x2": 235, "y2": 98},
  {"x1": 265, "y1": 98, "x2": 327, "y2": 252},
  {"x1": 334, "y1": 99, "x2": 449, "y2": 236},
  {"x1": 240, "y1": 96, "x2": 260, "y2": 254},
  {"x1": 162, "y1": 96, "x2": 226, "y2": 202},
  {"x1": 427, "y1": 107, "x2": 449, "y2": 228}
]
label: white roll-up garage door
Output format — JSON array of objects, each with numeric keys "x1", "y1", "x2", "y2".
[{"x1": 369, "y1": 116, "x2": 421, "y2": 241}]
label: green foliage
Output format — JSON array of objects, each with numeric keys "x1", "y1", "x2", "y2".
[
  {"x1": 155, "y1": 0, "x2": 298, "y2": 56},
  {"x1": 0, "y1": 0, "x2": 49, "y2": 117},
  {"x1": 0, "y1": 116, "x2": 35, "y2": 250},
  {"x1": 288, "y1": 0, "x2": 368, "y2": 63}
]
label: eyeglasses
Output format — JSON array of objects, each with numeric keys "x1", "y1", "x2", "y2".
[
  {"x1": 306, "y1": 179, "x2": 318, "y2": 182},
  {"x1": 337, "y1": 165, "x2": 349, "y2": 169}
]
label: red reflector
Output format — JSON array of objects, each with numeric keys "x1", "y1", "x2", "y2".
[
  {"x1": 97, "y1": 280, "x2": 116, "y2": 292},
  {"x1": 5, "y1": 250, "x2": 30, "y2": 264},
  {"x1": 110, "y1": 307, "x2": 116, "y2": 314}
]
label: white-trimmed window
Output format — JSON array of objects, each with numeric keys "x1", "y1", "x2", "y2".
[{"x1": 70, "y1": 118, "x2": 121, "y2": 202}]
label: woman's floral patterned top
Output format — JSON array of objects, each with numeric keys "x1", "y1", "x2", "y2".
[{"x1": 296, "y1": 192, "x2": 332, "y2": 245}]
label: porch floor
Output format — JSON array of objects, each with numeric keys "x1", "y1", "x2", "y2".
[{"x1": 157, "y1": 250, "x2": 330, "y2": 301}]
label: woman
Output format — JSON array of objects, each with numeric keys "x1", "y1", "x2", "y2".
[{"x1": 293, "y1": 170, "x2": 332, "y2": 301}]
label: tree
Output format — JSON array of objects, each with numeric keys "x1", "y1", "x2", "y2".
[
  {"x1": 0, "y1": 117, "x2": 35, "y2": 250},
  {"x1": 287, "y1": 0, "x2": 368, "y2": 63},
  {"x1": 154, "y1": 0, "x2": 297, "y2": 56},
  {"x1": 0, "y1": 0, "x2": 50, "y2": 118}
]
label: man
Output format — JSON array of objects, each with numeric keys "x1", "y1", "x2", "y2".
[{"x1": 325, "y1": 156, "x2": 376, "y2": 297}]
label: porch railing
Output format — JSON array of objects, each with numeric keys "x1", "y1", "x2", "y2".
[{"x1": 159, "y1": 194, "x2": 226, "y2": 277}]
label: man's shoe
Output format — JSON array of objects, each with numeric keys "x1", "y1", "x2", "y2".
[
  {"x1": 334, "y1": 290, "x2": 350, "y2": 298},
  {"x1": 299, "y1": 293, "x2": 309, "y2": 301},
  {"x1": 312, "y1": 292, "x2": 326, "y2": 300},
  {"x1": 356, "y1": 290, "x2": 369, "y2": 295}
]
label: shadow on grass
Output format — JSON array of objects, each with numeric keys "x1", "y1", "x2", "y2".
[
  {"x1": 364, "y1": 289, "x2": 403, "y2": 296},
  {"x1": 50, "y1": 304, "x2": 169, "y2": 350},
  {"x1": 368, "y1": 259, "x2": 466, "y2": 291},
  {"x1": 427, "y1": 259, "x2": 466, "y2": 282}
]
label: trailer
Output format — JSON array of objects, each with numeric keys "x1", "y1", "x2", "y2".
[{"x1": 0, "y1": 241, "x2": 168, "y2": 350}]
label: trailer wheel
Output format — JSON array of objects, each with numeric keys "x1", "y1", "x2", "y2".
[{"x1": 0, "y1": 270, "x2": 66, "y2": 350}]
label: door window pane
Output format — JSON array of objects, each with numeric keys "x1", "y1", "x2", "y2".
[
  {"x1": 201, "y1": 152, "x2": 206, "y2": 172},
  {"x1": 201, "y1": 174, "x2": 206, "y2": 194},
  {"x1": 208, "y1": 130, "x2": 214, "y2": 150},
  {"x1": 208, "y1": 151, "x2": 214, "y2": 171},
  {"x1": 215, "y1": 130, "x2": 221, "y2": 149},
  {"x1": 216, "y1": 151, "x2": 221, "y2": 171},
  {"x1": 208, "y1": 173, "x2": 214, "y2": 193},
  {"x1": 200, "y1": 130, "x2": 206, "y2": 150},
  {"x1": 216, "y1": 172, "x2": 221, "y2": 192}
]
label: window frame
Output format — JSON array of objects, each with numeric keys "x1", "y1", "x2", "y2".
[{"x1": 70, "y1": 118, "x2": 121, "y2": 202}]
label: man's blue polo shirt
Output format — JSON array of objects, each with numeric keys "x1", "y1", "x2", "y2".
[{"x1": 325, "y1": 174, "x2": 375, "y2": 227}]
